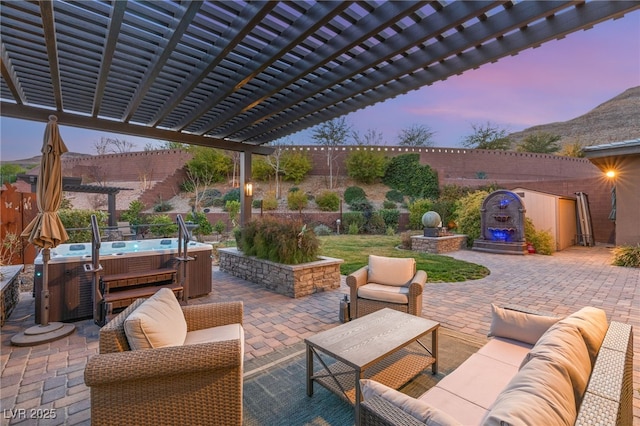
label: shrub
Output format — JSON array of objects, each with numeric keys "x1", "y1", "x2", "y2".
[
  {"x1": 400, "y1": 231, "x2": 414, "y2": 249},
  {"x1": 210, "y1": 198, "x2": 225, "y2": 208},
  {"x1": 385, "y1": 189, "x2": 404, "y2": 203},
  {"x1": 344, "y1": 186, "x2": 366, "y2": 204},
  {"x1": 200, "y1": 188, "x2": 222, "y2": 207},
  {"x1": 316, "y1": 191, "x2": 340, "y2": 211},
  {"x1": 153, "y1": 198, "x2": 173, "y2": 212},
  {"x1": 252, "y1": 199, "x2": 262, "y2": 208},
  {"x1": 345, "y1": 150, "x2": 387, "y2": 184},
  {"x1": 223, "y1": 188, "x2": 241, "y2": 204},
  {"x1": 289, "y1": 186, "x2": 299, "y2": 193},
  {"x1": 383, "y1": 153, "x2": 439, "y2": 199},
  {"x1": 382, "y1": 200, "x2": 396, "y2": 209},
  {"x1": 385, "y1": 226, "x2": 396, "y2": 236},
  {"x1": 59, "y1": 209, "x2": 109, "y2": 243},
  {"x1": 148, "y1": 214, "x2": 178, "y2": 237},
  {"x1": 287, "y1": 190, "x2": 308, "y2": 213},
  {"x1": 378, "y1": 209, "x2": 400, "y2": 229},
  {"x1": 612, "y1": 244, "x2": 640, "y2": 267},
  {"x1": 524, "y1": 218, "x2": 555, "y2": 255},
  {"x1": 454, "y1": 190, "x2": 489, "y2": 247},
  {"x1": 185, "y1": 211, "x2": 213, "y2": 238},
  {"x1": 364, "y1": 212, "x2": 387, "y2": 234},
  {"x1": 225, "y1": 200, "x2": 241, "y2": 227},
  {"x1": 342, "y1": 212, "x2": 365, "y2": 233},
  {"x1": 408, "y1": 199, "x2": 433, "y2": 230},
  {"x1": 120, "y1": 200, "x2": 146, "y2": 225},
  {"x1": 213, "y1": 219, "x2": 226, "y2": 235},
  {"x1": 348, "y1": 223, "x2": 359, "y2": 235},
  {"x1": 262, "y1": 195, "x2": 279, "y2": 211},
  {"x1": 237, "y1": 217, "x2": 319, "y2": 264},
  {"x1": 314, "y1": 224, "x2": 333, "y2": 236},
  {"x1": 348, "y1": 197, "x2": 373, "y2": 213},
  {"x1": 282, "y1": 151, "x2": 312, "y2": 184}
]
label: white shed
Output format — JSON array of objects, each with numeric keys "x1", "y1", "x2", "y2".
[{"x1": 511, "y1": 188, "x2": 578, "y2": 251}]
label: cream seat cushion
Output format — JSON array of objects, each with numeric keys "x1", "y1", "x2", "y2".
[
  {"x1": 367, "y1": 255, "x2": 415, "y2": 287},
  {"x1": 357, "y1": 283, "x2": 409, "y2": 304},
  {"x1": 488, "y1": 304, "x2": 560, "y2": 345},
  {"x1": 124, "y1": 288, "x2": 187, "y2": 350}
]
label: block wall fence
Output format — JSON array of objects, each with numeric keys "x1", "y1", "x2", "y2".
[{"x1": 28, "y1": 146, "x2": 613, "y2": 244}]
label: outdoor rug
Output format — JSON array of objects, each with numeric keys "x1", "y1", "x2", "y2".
[{"x1": 242, "y1": 328, "x2": 486, "y2": 426}]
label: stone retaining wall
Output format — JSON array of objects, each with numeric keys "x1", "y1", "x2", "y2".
[
  {"x1": 411, "y1": 235, "x2": 467, "y2": 254},
  {"x1": 218, "y1": 248, "x2": 343, "y2": 298},
  {"x1": 1, "y1": 265, "x2": 22, "y2": 326}
]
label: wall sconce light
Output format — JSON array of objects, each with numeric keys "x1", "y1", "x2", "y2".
[
  {"x1": 605, "y1": 170, "x2": 616, "y2": 179},
  {"x1": 244, "y1": 182, "x2": 253, "y2": 197}
]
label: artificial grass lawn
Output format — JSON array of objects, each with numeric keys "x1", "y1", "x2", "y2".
[{"x1": 319, "y1": 235, "x2": 489, "y2": 282}]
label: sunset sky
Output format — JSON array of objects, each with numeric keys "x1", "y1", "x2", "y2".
[{"x1": 1, "y1": 9, "x2": 638, "y2": 161}]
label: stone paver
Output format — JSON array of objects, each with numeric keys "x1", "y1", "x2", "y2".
[{"x1": 1, "y1": 244, "x2": 638, "y2": 424}]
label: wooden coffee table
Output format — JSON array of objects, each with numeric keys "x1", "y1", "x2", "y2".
[{"x1": 305, "y1": 308, "x2": 439, "y2": 425}]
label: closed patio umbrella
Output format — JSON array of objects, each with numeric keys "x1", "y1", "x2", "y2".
[{"x1": 12, "y1": 115, "x2": 75, "y2": 346}]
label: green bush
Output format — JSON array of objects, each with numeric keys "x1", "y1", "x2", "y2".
[
  {"x1": 153, "y1": 198, "x2": 173, "y2": 212},
  {"x1": 210, "y1": 198, "x2": 225, "y2": 208},
  {"x1": 252, "y1": 199, "x2": 262, "y2": 208},
  {"x1": 120, "y1": 200, "x2": 146, "y2": 225},
  {"x1": 223, "y1": 188, "x2": 241, "y2": 204},
  {"x1": 59, "y1": 209, "x2": 109, "y2": 243},
  {"x1": 148, "y1": 214, "x2": 178, "y2": 237},
  {"x1": 378, "y1": 209, "x2": 400, "y2": 229},
  {"x1": 314, "y1": 224, "x2": 333, "y2": 236},
  {"x1": 200, "y1": 188, "x2": 222, "y2": 207},
  {"x1": 342, "y1": 212, "x2": 365, "y2": 233},
  {"x1": 524, "y1": 218, "x2": 555, "y2": 255},
  {"x1": 612, "y1": 244, "x2": 640, "y2": 267},
  {"x1": 408, "y1": 199, "x2": 433, "y2": 230},
  {"x1": 237, "y1": 217, "x2": 319, "y2": 264},
  {"x1": 385, "y1": 189, "x2": 404, "y2": 203},
  {"x1": 225, "y1": 200, "x2": 241, "y2": 226},
  {"x1": 348, "y1": 197, "x2": 373, "y2": 213},
  {"x1": 364, "y1": 212, "x2": 387, "y2": 234},
  {"x1": 213, "y1": 219, "x2": 226, "y2": 235},
  {"x1": 348, "y1": 223, "x2": 360, "y2": 235},
  {"x1": 185, "y1": 211, "x2": 212, "y2": 238},
  {"x1": 382, "y1": 200, "x2": 396, "y2": 209},
  {"x1": 344, "y1": 186, "x2": 366, "y2": 204},
  {"x1": 316, "y1": 191, "x2": 340, "y2": 211},
  {"x1": 383, "y1": 153, "x2": 439, "y2": 199},
  {"x1": 287, "y1": 190, "x2": 308, "y2": 212},
  {"x1": 454, "y1": 190, "x2": 489, "y2": 247},
  {"x1": 345, "y1": 150, "x2": 387, "y2": 184},
  {"x1": 262, "y1": 195, "x2": 279, "y2": 210},
  {"x1": 282, "y1": 151, "x2": 312, "y2": 184}
]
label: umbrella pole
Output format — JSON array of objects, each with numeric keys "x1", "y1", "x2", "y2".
[
  {"x1": 41, "y1": 248, "x2": 50, "y2": 326},
  {"x1": 10, "y1": 248, "x2": 75, "y2": 346}
]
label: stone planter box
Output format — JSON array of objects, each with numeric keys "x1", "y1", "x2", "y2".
[
  {"x1": 218, "y1": 248, "x2": 343, "y2": 298},
  {"x1": 1, "y1": 265, "x2": 22, "y2": 326},
  {"x1": 411, "y1": 235, "x2": 467, "y2": 254}
]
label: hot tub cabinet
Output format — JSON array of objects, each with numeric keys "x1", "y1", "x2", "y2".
[{"x1": 34, "y1": 239, "x2": 213, "y2": 323}]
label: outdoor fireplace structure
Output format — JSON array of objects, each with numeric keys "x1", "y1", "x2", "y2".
[{"x1": 473, "y1": 190, "x2": 528, "y2": 255}]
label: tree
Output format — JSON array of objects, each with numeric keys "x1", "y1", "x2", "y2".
[
  {"x1": 517, "y1": 132, "x2": 562, "y2": 153},
  {"x1": 353, "y1": 128, "x2": 384, "y2": 146},
  {"x1": 560, "y1": 140, "x2": 585, "y2": 158},
  {"x1": 461, "y1": 122, "x2": 511, "y2": 150},
  {"x1": 345, "y1": 150, "x2": 387, "y2": 184},
  {"x1": 184, "y1": 146, "x2": 232, "y2": 210},
  {"x1": 312, "y1": 117, "x2": 351, "y2": 189},
  {"x1": 0, "y1": 164, "x2": 26, "y2": 184},
  {"x1": 397, "y1": 124, "x2": 435, "y2": 146},
  {"x1": 93, "y1": 137, "x2": 136, "y2": 154}
]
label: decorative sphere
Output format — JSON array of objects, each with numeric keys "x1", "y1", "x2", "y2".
[{"x1": 421, "y1": 211, "x2": 442, "y2": 228}]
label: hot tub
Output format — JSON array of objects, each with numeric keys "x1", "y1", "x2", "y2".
[{"x1": 34, "y1": 239, "x2": 213, "y2": 322}]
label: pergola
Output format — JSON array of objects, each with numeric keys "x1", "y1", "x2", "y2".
[{"x1": 2, "y1": 1, "x2": 638, "y2": 224}]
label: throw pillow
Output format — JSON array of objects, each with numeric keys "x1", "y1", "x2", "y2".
[
  {"x1": 520, "y1": 321, "x2": 591, "y2": 408},
  {"x1": 556, "y1": 306, "x2": 608, "y2": 364},
  {"x1": 483, "y1": 356, "x2": 577, "y2": 426},
  {"x1": 124, "y1": 288, "x2": 187, "y2": 350},
  {"x1": 360, "y1": 379, "x2": 461, "y2": 426},
  {"x1": 488, "y1": 304, "x2": 560, "y2": 345},
  {"x1": 367, "y1": 255, "x2": 415, "y2": 287}
]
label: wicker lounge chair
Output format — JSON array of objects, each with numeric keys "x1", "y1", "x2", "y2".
[
  {"x1": 84, "y1": 297, "x2": 244, "y2": 425},
  {"x1": 347, "y1": 255, "x2": 426, "y2": 319}
]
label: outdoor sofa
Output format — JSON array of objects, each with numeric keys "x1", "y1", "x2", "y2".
[
  {"x1": 360, "y1": 305, "x2": 633, "y2": 425},
  {"x1": 84, "y1": 288, "x2": 244, "y2": 425}
]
